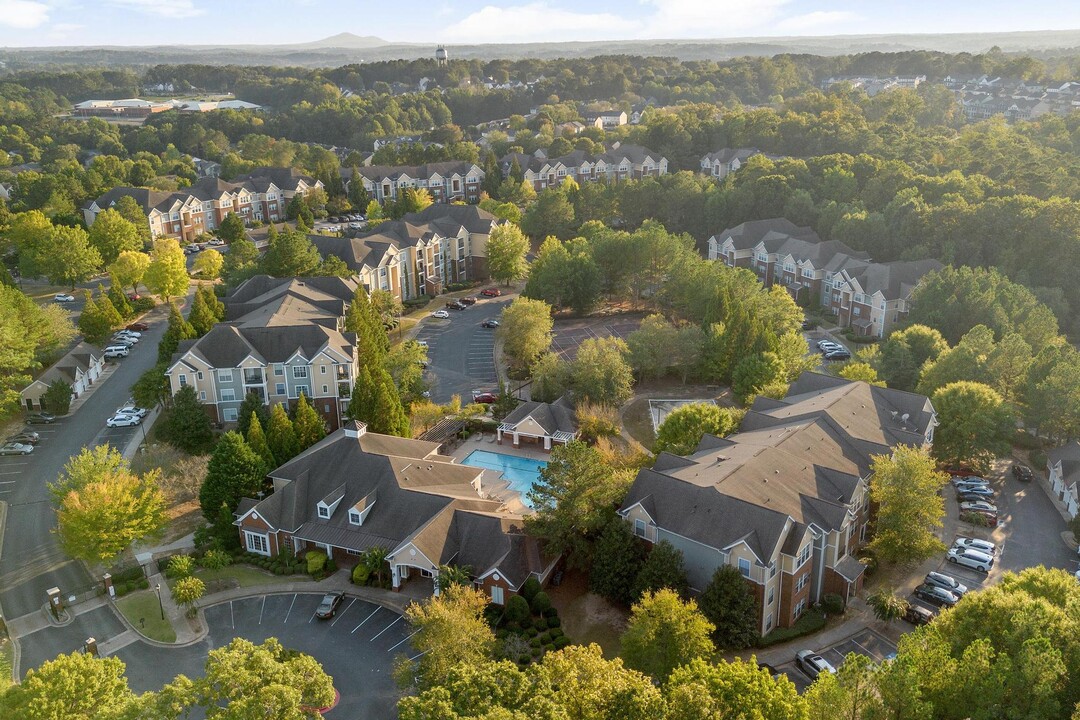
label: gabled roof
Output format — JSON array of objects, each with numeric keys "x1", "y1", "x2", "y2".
[
  {"x1": 355, "y1": 161, "x2": 480, "y2": 184},
  {"x1": 500, "y1": 397, "x2": 577, "y2": 436},
  {"x1": 712, "y1": 218, "x2": 820, "y2": 251},
  {"x1": 838, "y1": 259, "x2": 944, "y2": 300},
  {"x1": 1048, "y1": 442, "x2": 1080, "y2": 488},
  {"x1": 702, "y1": 147, "x2": 761, "y2": 164}
]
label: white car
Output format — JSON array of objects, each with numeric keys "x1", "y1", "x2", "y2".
[
  {"x1": 112, "y1": 334, "x2": 138, "y2": 344},
  {"x1": 947, "y1": 547, "x2": 994, "y2": 573},
  {"x1": 959, "y1": 500, "x2": 998, "y2": 514},
  {"x1": 103, "y1": 345, "x2": 130, "y2": 358},
  {"x1": 795, "y1": 650, "x2": 836, "y2": 680},
  {"x1": 208, "y1": 238, "x2": 225, "y2": 246},
  {"x1": 115, "y1": 329, "x2": 142, "y2": 338},
  {"x1": 54, "y1": 293, "x2": 75, "y2": 302},
  {"x1": 106, "y1": 413, "x2": 142, "y2": 428},
  {"x1": 953, "y1": 537, "x2": 997, "y2": 555},
  {"x1": 431, "y1": 309, "x2": 450, "y2": 319},
  {"x1": 116, "y1": 405, "x2": 148, "y2": 418},
  {"x1": 416, "y1": 340, "x2": 429, "y2": 349}
]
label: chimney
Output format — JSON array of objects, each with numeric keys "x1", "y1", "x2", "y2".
[{"x1": 344, "y1": 420, "x2": 367, "y2": 438}]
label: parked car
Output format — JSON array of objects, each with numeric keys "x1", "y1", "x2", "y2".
[
  {"x1": 953, "y1": 537, "x2": 997, "y2": 555},
  {"x1": 757, "y1": 662, "x2": 782, "y2": 679},
  {"x1": 795, "y1": 650, "x2": 836, "y2": 680},
  {"x1": 109, "y1": 336, "x2": 135, "y2": 348},
  {"x1": 315, "y1": 592, "x2": 345, "y2": 619},
  {"x1": 126, "y1": 322, "x2": 149, "y2": 332},
  {"x1": 817, "y1": 339, "x2": 841, "y2": 351},
  {"x1": 472, "y1": 392, "x2": 498, "y2": 404},
  {"x1": 430, "y1": 309, "x2": 450, "y2": 319},
  {"x1": 0, "y1": 442, "x2": 33, "y2": 456},
  {"x1": 956, "y1": 485, "x2": 994, "y2": 499},
  {"x1": 116, "y1": 329, "x2": 142, "y2": 338},
  {"x1": 953, "y1": 479, "x2": 990, "y2": 493},
  {"x1": 947, "y1": 547, "x2": 994, "y2": 573},
  {"x1": 6, "y1": 431, "x2": 39, "y2": 444},
  {"x1": 53, "y1": 293, "x2": 75, "y2": 302},
  {"x1": 104, "y1": 345, "x2": 130, "y2": 359},
  {"x1": 1012, "y1": 464, "x2": 1034, "y2": 482},
  {"x1": 924, "y1": 571, "x2": 968, "y2": 596},
  {"x1": 106, "y1": 413, "x2": 142, "y2": 428},
  {"x1": 480, "y1": 287, "x2": 502, "y2": 297},
  {"x1": 957, "y1": 491, "x2": 996, "y2": 504},
  {"x1": 127, "y1": 293, "x2": 141, "y2": 301},
  {"x1": 25, "y1": 412, "x2": 56, "y2": 424},
  {"x1": 914, "y1": 583, "x2": 959, "y2": 607},
  {"x1": 116, "y1": 405, "x2": 148, "y2": 418},
  {"x1": 959, "y1": 500, "x2": 998, "y2": 514},
  {"x1": 801, "y1": 318, "x2": 813, "y2": 330},
  {"x1": 459, "y1": 296, "x2": 478, "y2": 305},
  {"x1": 960, "y1": 510, "x2": 999, "y2": 528},
  {"x1": 951, "y1": 475, "x2": 988, "y2": 487},
  {"x1": 208, "y1": 238, "x2": 225, "y2": 246},
  {"x1": 824, "y1": 349, "x2": 852, "y2": 361},
  {"x1": 481, "y1": 319, "x2": 500, "y2": 328},
  {"x1": 415, "y1": 340, "x2": 429, "y2": 349},
  {"x1": 445, "y1": 301, "x2": 467, "y2": 311},
  {"x1": 903, "y1": 604, "x2": 936, "y2": 626}
]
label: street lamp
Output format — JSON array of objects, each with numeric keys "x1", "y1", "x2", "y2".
[{"x1": 155, "y1": 583, "x2": 164, "y2": 620}]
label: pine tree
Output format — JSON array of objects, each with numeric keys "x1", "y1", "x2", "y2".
[
  {"x1": 96, "y1": 285, "x2": 123, "y2": 329},
  {"x1": 237, "y1": 392, "x2": 270, "y2": 436},
  {"x1": 200, "y1": 284, "x2": 225, "y2": 322},
  {"x1": 267, "y1": 403, "x2": 300, "y2": 466},
  {"x1": 199, "y1": 431, "x2": 264, "y2": 522},
  {"x1": 346, "y1": 365, "x2": 409, "y2": 437},
  {"x1": 345, "y1": 285, "x2": 389, "y2": 368},
  {"x1": 164, "y1": 385, "x2": 214, "y2": 454},
  {"x1": 107, "y1": 284, "x2": 132, "y2": 319},
  {"x1": 77, "y1": 293, "x2": 111, "y2": 344},
  {"x1": 246, "y1": 414, "x2": 276, "y2": 473},
  {"x1": 346, "y1": 365, "x2": 376, "y2": 425},
  {"x1": 187, "y1": 287, "x2": 218, "y2": 336},
  {"x1": 292, "y1": 392, "x2": 327, "y2": 450},
  {"x1": 158, "y1": 303, "x2": 197, "y2": 364}
]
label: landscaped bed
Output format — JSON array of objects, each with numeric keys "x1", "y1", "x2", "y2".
[{"x1": 115, "y1": 591, "x2": 177, "y2": 643}]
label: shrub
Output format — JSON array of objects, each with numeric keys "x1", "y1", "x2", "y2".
[
  {"x1": 525, "y1": 626, "x2": 538, "y2": 638},
  {"x1": 519, "y1": 576, "x2": 542, "y2": 604},
  {"x1": 822, "y1": 594, "x2": 845, "y2": 615},
  {"x1": 495, "y1": 628, "x2": 509, "y2": 640},
  {"x1": 859, "y1": 550, "x2": 879, "y2": 578},
  {"x1": 534, "y1": 617, "x2": 548, "y2": 631},
  {"x1": 554, "y1": 636, "x2": 571, "y2": 649},
  {"x1": 542, "y1": 607, "x2": 558, "y2": 619},
  {"x1": 530, "y1": 591, "x2": 552, "y2": 616},
  {"x1": 530, "y1": 637, "x2": 542, "y2": 648},
  {"x1": 1030, "y1": 449, "x2": 1047, "y2": 469},
  {"x1": 137, "y1": 578, "x2": 149, "y2": 590},
  {"x1": 544, "y1": 643, "x2": 555, "y2": 652},
  {"x1": 352, "y1": 564, "x2": 371, "y2": 585},
  {"x1": 547, "y1": 616, "x2": 561, "y2": 629},
  {"x1": 306, "y1": 550, "x2": 328, "y2": 575},
  {"x1": 166, "y1": 554, "x2": 194, "y2": 579},
  {"x1": 505, "y1": 595, "x2": 530, "y2": 624},
  {"x1": 549, "y1": 628, "x2": 564, "y2": 639},
  {"x1": 325, "y1": 558, "x2": 337, "y2": 574},
  {"x1": 199, "y1": 549, "x2": 231, "y2": 570},
  {"x1": 275, "y1": 567, "x2": 285, "y2": 575},
  {"x1": 130, "y1": 297, "x2": 157, "y2": 314}
]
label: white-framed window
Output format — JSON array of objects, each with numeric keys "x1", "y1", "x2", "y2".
[
  {"x1": 245, "y1": 531, "x2": 270, "y2": 556},
  {"x1": 318, "y1": 505, "x2": 329, "y2": 518},
  {"x1": 795, "y1": 572, "x2": 810, "y2": 593},
  {"x1": 218, "y1": 369, "x2": 233, "y2": 383},
  {"x1": 294, "y1": 385, "x2": 310, "y2": 399},
  {"x1": 346, "y1": 548, "x2": 362, "y2": 556},
  {"x1": 757, "y1": 253, "x2": 767, "y2": 261},
  {"x1": 321, "y1": 385, "x2": 328, "y2": 394},
  {"x1": 853, "y1": 307, "x2": 861, "y2": 316},
  {"x1": 275, "y1": 383, "x2": 286, "y2": 395},
  {"x1": 222, "y1": 407, "x2": 238, "y2": 422},
  {"x1": 178, "y1": 374, "x2": 187, "y2": 387},
  {"x1": 220, "y1": 389, "x2": 236, "y2": 402},
  {"x1": 320, "y1": 366, "x2": 326, "y2": 375},
  {"x1": 794, "y1": 598, "x2": 807, "y2": 618},
  {"x1": 292, "y1": 366, "x2": 309, "y2": 379},
  {"x1": 769, "y1": 562, "x2": 777, "y2": 578},
  {"x1": 796, "y1": 544, "x2": 811, "y2": 569},
  {"x1": 738, "y1": 557, "x2": 752, "y2": 578},
  {"x1": 199, "y1": 391, "x2": 206, "y2": 400},
  {"x1": 490, "y1": 585, "x2": 504, "y2": 604},
  {"x1": 634, "y1": 518, "x2": 647, "y2": 538},
  {"x1": 768, "y1": 587, "x2": 775, "y2": 605},
  {"x1": 197, "y1": 371, "x2": 204, "y2": 380},
  {"x1": 349, "y1": 510, "x2": 361, "y2": 525},
  {"x1": 274, "y1": 364, "x2": 284, "y2": 376},
  {"x1": 766, "y1": 615, "x2": 773, "y2": 631}
]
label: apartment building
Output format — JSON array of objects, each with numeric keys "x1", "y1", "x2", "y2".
[
  {"x1": 348, "y1": 161, "x2": 484, "y2": 205},
  {"x1": 500, "y1": 143, "x2": 667, "y2": 192},
  {"x1": 166, "y1": 276, "x2": 359, "y2": 429},
  {"x1": 708, "y1": 218, "x2": 941, "y2": 338},
  {"x1": 310, "y1": 204, "x2": 502, "y2": 301},
  {"x1": 700, "y1": 147, "x2": 763, "y2": 179},
  {"x1": 619, "y1": 373, "x2": 937, "y2": 635},
  {"x1": 83, "y1": 167, "x2": 323, "y2": 244}
]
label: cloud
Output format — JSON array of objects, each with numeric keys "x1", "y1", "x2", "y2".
[
  {"x1": 107, "y1": 0, "x2": 204, "y2": 18},
  {"x1": 0, "y1": 0, "x2": 50, "y2": 29},
  {"x1": 48, "y1": 21, "x2": 83, "y2": 40},
  {"x1": 640, "y1": 0, "x2": 792, "y2": 37},
  {"x1": 774, "y1": 10, "x2": 858, "y2": 34},
  {"x1": 442, "y1": 3, "x2": 641, "y2": 43}
]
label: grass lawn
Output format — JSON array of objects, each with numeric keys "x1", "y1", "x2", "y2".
[
  {"x1": 115, "y1": 591, "x2": 177, "y2": 643},
  {"x1": 0, "y1": 637, "x2": 12, "y2": 694},
  {"x1": 548, "y1": 571, "x2": 625, "y2": 659},
  {"x1": 195, "y1": 564, "x2": 312, "y2": 589}
]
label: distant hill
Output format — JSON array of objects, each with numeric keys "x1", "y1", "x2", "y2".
[{"x1": 288, "y1": 33, "x2": 391, "y2": 50}]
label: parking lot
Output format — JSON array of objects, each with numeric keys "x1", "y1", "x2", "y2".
[
  {"x1": 773, "y1": 628, "x2": 898, "y2": 693},
  {"x1": 414, "y1": 294, "x2": 508, "y2": 404},
  {"x1": 115, "y1": 592, "x2": 409, "y2": 719},
  {"x1": 550, "y1": 316, "x2": 643, "y2": 361}
]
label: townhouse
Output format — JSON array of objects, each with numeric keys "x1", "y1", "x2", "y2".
[
  {"x1": 1047, "y1": 443, "x2": 1080, "y2": 518},
  {"x1": 582, "y1": 109, "x2": 628, "y2": 128},
  {"x1": 83, "y1": 167, "x2": 323, "y2": 244},
  {"x1": 700, "y1": 147, "x2": 763, "y2": 179},
  {"x1": 20, "y1": 342, "x2": 104, "y2": 411},
  {"x1": 620, "y1": 373, "x2": 937, "y2": 635},
  {"x1": 708, "y1": 218, "x2": 941, "y2": 338},
  {"x1": 500, "y1": 143, "x2": 668, "y2": 192},
  {"x1": 347, "y1": 161, "x2": 484, "y2": 205},
  {"x1": 166, "y1": 276, "x2": 359, "y2": 429},
  {"x1": 311, "y1": 204, "x2": 503, "y2": 301},
  {"x1": 235, "y1": 420, "x2": 558, "y2": 605}
]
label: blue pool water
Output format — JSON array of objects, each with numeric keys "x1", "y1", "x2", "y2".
[{"x1": 461, "y1": 450, "x2": 548, "y2": 508}]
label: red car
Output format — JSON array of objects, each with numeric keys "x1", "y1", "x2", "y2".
[
  {"x1": 127, "y1": 293, "x2": 141, "y2": 301},
  {"x1": 126, "y1": 322, "x2": 149, "y2": 332},
  {"x1": 459, "y1": 296, "x2": 478, "y2": 305},
  {"x1": 472, "y1": 392, "x2": 498, "y2": 404},
  {"x1": 480, "y1": 288, "x2": 502, "y2": 297}
]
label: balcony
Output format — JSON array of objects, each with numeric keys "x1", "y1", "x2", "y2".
[
  {"x1": 335, "y1": 366, "x2": 350, "y2": 380},
  {"x1": 243, "y1": 370, "x2": 264, "y2": 384}
]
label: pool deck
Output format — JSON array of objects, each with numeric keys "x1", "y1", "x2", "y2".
[{"x1": 449, "y1": 432, "x2": 550, "y2": 515}]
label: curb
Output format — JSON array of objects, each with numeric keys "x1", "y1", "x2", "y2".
[{"x1": 0, "y1": 500, "x2": 16, "y2": 686}]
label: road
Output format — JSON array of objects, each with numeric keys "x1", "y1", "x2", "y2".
[
  {"x1": 0, "y1": 302, "x2": 172, "y2": 619},
  {"x1": 413, "y1": 294, "x2": 510, "y2": 404}
]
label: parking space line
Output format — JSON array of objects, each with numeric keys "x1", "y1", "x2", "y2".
[
  {"x1": 0, "y1": 480, "x2": 15, "y2": 484},
  {"x1": 851, "y1": 638, "x2": 878, "y2": 659},
  {"x1": 408, "y1": 650, "x2": 428, "y2": 661},
  {"x1": 330, "y1": 598, "x2": 356, "y2": 627},
  {"x1": 371, "y1": 615, "x2": 402, "y2": 641},
  {"x1": 0, "y1": 473, "x2": 21, "y2": 477},
  {"x1": 283, "y1": 594, "x2": 297, "y2": 623},
  {"x1": 259, "y1": 596, "x2": 266, "y2": 624},
  {"x1": 352, "y1": 607, "x2": 382, "y2": 633},
  {"x1": 388, "y1": 629, "x2": 418, "y2": 652},
  {"x1": 230, "y1": 601, "x2": 235, "y2": 629}
]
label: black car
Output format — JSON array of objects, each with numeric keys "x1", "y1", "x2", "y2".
[
  {"x1": 481, "y1": 319, "x2": 500, "y2": 329},
  {"x1": 914, "y1": 583, "x2": 959, "y2": 607},
  {"x1": 459, "y1": 296, "x2": 478, "y2": 306},
  {"x1": 6, "y1": 431, "x2": 39, "y2": 445},
  {"x1": 26, "y1": 412, "x2": 56, "y2": 424},
  {"x1": 801, "y1": 318, "x2": 813, "y2": 330},
  {"x1": 824, "y1": 349, "x2": 852, "y2": 361},
  {"x1": 957, "y1": 490, "x2": 995, "y2": 503},
  {"x1": 903, "y1": 604, "x2": 935, "y2": 626},
  {"x1": 445, "y1": 301, "x2": 467, "y2": 311},
  {"x1": 1012, "y1": 463, "x2": 1034, "y2": 482},
  {"x1": 315, "y1": 592, "x2": 345, "y2": 619}
]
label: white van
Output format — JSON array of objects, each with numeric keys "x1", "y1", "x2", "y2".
[{"x1": 104, "y1": 345, "x2": 130, "y2": 358}]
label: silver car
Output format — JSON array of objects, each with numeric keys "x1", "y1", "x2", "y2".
[
  {"x1": 0, "y1": 442, "x2": 33, "y2": 455},
  {"x1": 947, "y1": 547, "x2": 994, "y2": 573},
  {"x1": 795, "y1": 650, "x2": 837, "y2": 680}
]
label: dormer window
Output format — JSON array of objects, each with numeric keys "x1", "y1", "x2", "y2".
[
  {"x1": 318, "y1": 505, "x2": 330, "y2": 519},
  {"x1": 349, "y1": 510, "x2": 361, "y2": 525}
]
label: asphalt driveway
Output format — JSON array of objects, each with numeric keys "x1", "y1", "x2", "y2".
[{"x1": 414, "y1": 294, "x2": 509, "y2": 404}]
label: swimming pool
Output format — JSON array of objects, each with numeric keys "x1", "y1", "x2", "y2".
[{"x1": 461, "y1": 450, "x2": 548, "y2": 508}]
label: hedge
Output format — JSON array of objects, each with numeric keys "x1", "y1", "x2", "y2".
[{"x1": 755, "y1": 609, "x2": 827, "y2": 648}]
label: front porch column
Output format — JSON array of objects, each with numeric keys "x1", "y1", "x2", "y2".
[
  {"x1": 497, "y1": 427, "x2": 502, "y2": 445},
  {"x1": 433, "y1": 575, "x2": 441, "y2": 597},
  {"x1": 512, "y1": 432, "x2": 520, "y2": 448},
  {"x1": 392, "y1": 564, "x2": 401, "y2": 591},
  {"x1": 543, "y1": 436, "x2": 551, "y2": 450}
]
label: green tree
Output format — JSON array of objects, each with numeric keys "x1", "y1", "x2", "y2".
[
  {"x1": 346, "y1": 365, "x2": 410, "y2": 436},
  {"x1": 653, "y1": 403, "x2": 743, "y2": 456},
  {"x1": 401, "y1": 584, "x2": 496, "y2": 690},
  {"x1": 869, "y1": 445, "x2": 949, "y2": 564},
  {"x1": 186, "y1": 285, "x2": 218, "y2": 336},
  {"x1": 113, "y1": 194, "x2": 152, "y2": 246},
  {"x1": 529, "y1": 351, "x2": 570, "y2": 403},
  {"x1": 0, "y1": 285, "x2": 76, "y2": 417},
  {"x1": 315, "y1": 253, "x2": 352, "y2": 277},
  {"x1": 144, "y1": 238, "x2": 189, "y2": 302},
  {"x1": 292, "y1": 392, "x2": 326, "y2": 449},
  {"x1": 385, "y1": 341, "x2": 429, "y2": 404},
  {"x1": 223, "y1": 236, "x2": 259, "y2": 283},
  {"x1": 867, "y1": 586, "x2": 910, "y2": 623},
  {"x1": 237, "y1": 393, "x2": 269, "y2": 436},
  {"x1": 732, "y1": 351, "x2": 787, "y2": 404},
  {"x1": 521, "y1": 187, "x2": 575, "y2": 240},
  {"x1": 666, "y1": 657, "x2": 807, "y2": 720},
  {"x1": 108, "y1": 250, "x2": 151, "y2": 296},
  {"x1": 41, "y1": 225, "x2": 102, "y2": 289},
  {"x1": 171, "y1": 575, "x2": 205, "y2": 617},
  {"x1": 698, "y1": 565, "x2": 760, "y2": 650},
  {"x1": 163, "y1": 385, "x2": 214, "y2": 454},
  {"x1": 588, "y1": 516, "x2": 646, "y2": 606},
  {"x1": 525, "y1": 441, "x2": 635, "y2": 569},
  {"x1": 77, "y1": 292, "x2": 112, "y2": 344},
  {"x1": 836, "y1": 361, "x2": 885, "y2": 386},
  {"x1": 193, "y1": 248, "x2": 223, "y2": 280},
  {"x1": 246, "y1": 414, "x2": 276, "y2": 472},
  {"x1": 485, "y1": 222, "x2": 530, "y2": 286},
  {"x1": 348, "y1": 169, "x2": 370, "y2": 209},
  {"x1": 877, "y1": 324, "x2": 949, "y2": 391},
  {"x1": 621, "y1": 588, "x2": 715, "y2": 684},
  {"x1": 633, "y1": 539, "x2": 690, "y2": 600},
  {"x1": 391, "y1": 187, "x2": 435, "y2": 218},
  {"x1": 217, "y1": 212, "x2": 246, "y2": 244},
  {"x1": 95, "y1": 285, "x2": 124, "y2": 330},
  {"x1": 1, "y1": 652, "x2": 137, "y2": 720},
  {"x1": 260, "y1": 228, "x2": 321, "y2": 277},
  {"x1": 345, "y1": 284, "x2": 390, "y2": 364},
  {"x1": 158, "y1": 302, "x2": 197, "y2": 364},
  {"x1": 199, "y1": 431, "x2": 265, "y2": 522},
  {"x1": 266, "y1": 402, "x2": 300, "y2": 466},
  {"x1": 132, "y1": 362, "x2": 171, "y2": 410},
  {"x1": 42, "y1": 379, "x2": 73, "y2": 415},
  {"x1": 51, "y1": 446, "x2": 167, "y2": 565},
  {"x1": 931, "y1": 381, "x2": 1015, "y2": 472},
  {"x1": 498, "y1": 297, "x2": 553, "y2": 372},
  {"x1": 569, "y1": 336, "x2": 634, "y2": 405},
  {"x1": 106, "y1": 284, "x2": 132, "y2": 319},
  {"x1": 626, "y1": 314, "x2": 678, "y2": 380},
  {"x1": 88, "y1": 208, "x2": 142, "y2": 265}
]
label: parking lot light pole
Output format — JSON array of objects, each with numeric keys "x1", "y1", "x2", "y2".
[{"x1": 155, "y1": 583, "x2": 164, "y2": 620}]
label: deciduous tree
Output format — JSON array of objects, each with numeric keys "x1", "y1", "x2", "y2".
[
  {"x1": 633, "y1": 539, "x2": 690, "y2": 600},
  {"x1": 1, "y1": 652, "x2": 137, "y2": 719},
  {"x1": 666, "y1": 658, "x2": 807, "y2": 720},
  {"x1": 144, "y1": 238, "x2": 189, "y2": 301},
  {"x1": 401, "y1": 584, "x2": 496, "y2": 690},
  {"x1": 869, "y1": 445, "x2": 948, "y2": 564},
  {"x1": 260, "y1": 228, "x2": 321, "y2": 277},
  {"x1": 88, "y1": 208, "x2": 142, "y2": 265},
  {"x1": 193, "y1": 248, "x2": 223, "y2": 280},
  {"x1": 485, "y1": 222, "x2": 530, "y2": 286},
  {"x1": 498, "y1": 297, "x2": 553, "y2": 372},
  {"x1": 654, "y1": 402, "x2": 743, "y2": 456},
  {"x1": 588, "y1": 516, "x2": 646, "y2": 606},
  {"x1": 569, "y1": 336, "x2": 634, "y2": 406},
  {"x1": 621, "y1": 588, "x2": 715, "y2": 683},
  {"x1": 931, "y1": 381, "x2": 1015, "y2": 472},
  {"x1": 109, "y1": 250, "x2": 151, "y2": 296},
  {"x1": 217, "y1": 212, "x2": 246, "y2": 244},
  {"x1": 698, "y1": 565, "x2": 760, "y2": 650}
]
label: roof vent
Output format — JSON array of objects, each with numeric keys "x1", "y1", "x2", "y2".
[
  {"x1": 343, "y1": 420, "x2": 367, "y2": 438},
  {"x1": 891, "y1": 411, "x2": 898, "y2": 419},
  {"x1": 901, "y1": 413, "x2": 910, "y2": 423}
]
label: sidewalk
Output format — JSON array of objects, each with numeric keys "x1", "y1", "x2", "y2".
[{"x1": 65, "y1": 362, "x2": 120, "y2": 415}]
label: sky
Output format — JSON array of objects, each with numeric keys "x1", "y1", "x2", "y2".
[{"x1": 1, "y1": 0, "x2": 1080, "y2": 47}]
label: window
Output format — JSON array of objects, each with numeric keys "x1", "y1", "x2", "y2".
[
  {"x1": 634, "y1": 518, "x2": 647, "y2": 539},
  {"x1": 218, "y1": 370, "x2": 232, "y2": 383},
  {"x1": 199, "y1": 391, "x2": 206, "y2": 400},
  {"x1": 768, "y1": 587, "x2": 775, "y2": 605},
  {"x1": 245, "y1": 532, "x2": 269, "y2": 556},
  {"x1": 222, "y1": 407, "x2": 238, "y2": 422},
  {"x1": 349, "y1": 510, "x2": 361, "y2": 525},
  {"x1": 769, "y1": 562, "x2": 777, "y2": 578},
  {"x1": 275, "y1": 383, "x2": 286, "y2": 395},
  {"x1": 273, "y1": 364, "x2": 284, "y2": 376},
  {"x1": 292, "y1": 366, "x2": 308, "y2": 379},
  {"x1": 197, "y1": 371, "x2": 204, "y2": 380},
  {"x1": 219, "y1": 389, "x2": 236, "y2": 402},
  {"x1": 795, "y1": 572, "x2": 810, "y2": 593},
  {"x1": 853, "y1": 307, "x2": 861, "y2": 316},
  {"x1": 794, "y1": 598, "x2": 807, "y2": 618},
  {"x1": 765, "y1": 616, "x2": 773, "y2": 631},
  {"x1": 490, "y1": 585, "x2": 504, "y2": 604},
  {"x1": 738, "y1": 557, "x2": 752, "y2": 578},
  {"x1": 321, "y1": 385, "x2": 328, "y2": 394},
  {"x1": 294, "y1": 385, "x2": 310, "y2": 399},
  {"x1": 318, "y1": 505, "x2": 329, "y2": 519},
  {"x1": 796, "y1": 544, "x2": 811, "y2": 569},
  {"x1": 320, "y1": 365, "x2": 326, "y2": 375},
  {"x1": 178, "y1": 374, "x2": 187, "y2": 387}
]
